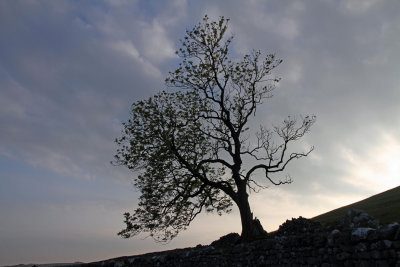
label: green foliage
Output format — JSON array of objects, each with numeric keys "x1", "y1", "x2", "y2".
[{"x1": 115, "y1": 91, "x2": 232, "y2": 241}]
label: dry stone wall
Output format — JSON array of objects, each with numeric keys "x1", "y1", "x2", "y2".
[{"x1": 82, "y1": 210, "x2": 400, "y2": 266}]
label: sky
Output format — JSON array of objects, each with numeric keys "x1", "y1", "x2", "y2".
[{"x1": 1, "y1": 0, "x2": 400, "y2": 265}]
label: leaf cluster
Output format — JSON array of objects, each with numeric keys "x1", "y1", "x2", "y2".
[{"x1": 114, "y1": 91, "x2": 233, "y2": 241}]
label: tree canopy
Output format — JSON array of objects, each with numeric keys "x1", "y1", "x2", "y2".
[{"x1": 114, "y1": 15, "x2": 316, "y2": 242}]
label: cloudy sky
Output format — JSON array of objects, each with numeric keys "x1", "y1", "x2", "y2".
[{"x1": 1, "y1": 0, "x2": 400, "y2": 265}]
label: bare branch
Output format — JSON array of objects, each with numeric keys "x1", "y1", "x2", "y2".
[{"x1": 244, "y1": 116, "x2": 315, "y2": 185}]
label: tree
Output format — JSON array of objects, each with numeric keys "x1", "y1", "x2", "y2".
[{"x1": 114, "y1": 15, "x2": 316, "y2": 242}]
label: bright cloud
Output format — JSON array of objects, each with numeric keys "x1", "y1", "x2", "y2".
[{"x1": 341, "y1": 132, "x2": 400, "y2": 193}]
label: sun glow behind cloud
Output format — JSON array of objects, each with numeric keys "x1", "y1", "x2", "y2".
[{"x1": 341, "y1": 133, "x2": 400, "y2": 193}]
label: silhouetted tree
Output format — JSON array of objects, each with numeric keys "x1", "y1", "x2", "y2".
[{"x1": 114, "y1": 15, "x2": 316, "y2": 242}]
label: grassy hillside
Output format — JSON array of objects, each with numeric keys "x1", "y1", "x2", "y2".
[{"x1": 312, "y1": 185, "x2": 400, "y2": 226}]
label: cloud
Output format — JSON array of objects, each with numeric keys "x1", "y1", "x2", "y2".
[
  {"x1": 340, "y1": 0, "x2": 382, "y2": 14},
  {"x1": 0, "y1": 0, "x2": 170, "y2": 182},
  {"x1": 140, "y1": 20, "x2": 178, "y2": 63},
  {"x1": 1, "y1": 0, "x2": 400, "y2": 265},
  {"x1": 2, "y1": 0, "x2": 399, "y2": 214},
  {"x1": 112, "y1": 40, "x2": 162, "y2": 78},
  {"x1": 340, "y1": 132, "x2": 400, "y2": 192}
]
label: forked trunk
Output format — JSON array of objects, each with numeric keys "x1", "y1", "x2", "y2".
[{"x1": 237, "y1": 191, "x2": 267, "y2": 241}]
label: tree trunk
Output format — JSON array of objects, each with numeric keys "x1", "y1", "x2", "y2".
[{"x1": 237, "y1": 191, "x2": 267, "y2": 241}]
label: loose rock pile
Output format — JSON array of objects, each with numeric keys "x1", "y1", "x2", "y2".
[
  {"x1": 81, "y1": 209, "x2": 400, "y2": 266},
  {"x1": 277, "y1": 216, "x2": 323, "y2": 235},
  {"x1": 339, "y1": 209, "x2": 380, "y2": 230},
  {"x1": 210, "y1": 232, "x2": 240, "y2": 248}
]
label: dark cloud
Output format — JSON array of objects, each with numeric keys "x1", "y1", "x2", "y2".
[{"x1": 0, "y1": 0, "x2": 173, "y2": 181}]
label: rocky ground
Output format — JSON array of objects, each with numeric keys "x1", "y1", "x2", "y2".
[{"x1": 74, "y1": 209, "x2": 400, "y2": 266}]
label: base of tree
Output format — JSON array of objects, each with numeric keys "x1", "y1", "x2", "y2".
[{"x1": 240, "y1": 218, "x2": 268, "y2": 242}]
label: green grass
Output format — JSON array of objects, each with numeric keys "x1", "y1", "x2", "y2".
[{"x1": 312, "y1": 186, "x2": 400, "y2": 226}]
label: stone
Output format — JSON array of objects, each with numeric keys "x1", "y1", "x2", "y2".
[
  {"x1": 354, "y1": 242, "x2": 368, "y2": 252},
  {"x1": 80, "y1": 210, "x2": 399, "y2": 267},
  {"x1": 307, "y1": 257, "x2": 319, "y2": 265},
  {"x1": 392, "y1": 241, "x2": 400, "y2": 249},
  {"x1": 395, "y1": 227, "x2": 400, "y2": 240},
  {"x1": 351, "y1": 227, "x2": 374, "y2": 240},
  {"x1": 327, "y1": 229, "x2": 341, "y2": 246},
  {"x1": 357, "y1": 251, "x2": 371, "y2": 260},
  {"x1": 331, "y1": 229, "x2": 341, "y2": 237},
  {"x1": 375, "y1": 260, "x2": 390, "y2": 267},
  {"x1": 357, "y1": 260, "x2": 375, "y2": 267},
  {"x1": 343, "y1": 260, "x2": 353, "y2": 267},
  {"x1": 257, "y1": 255, "x2": 265, "y2": 263},
  {"x1": 342, "y1": 209, "x2": 379, "y2": 229},
  {"x1": 336, "y1": 252, "x2": 351, "y2": 261},
  {"x1": 383, "y1": 240, "x2": 392, "y2": 248},
  {"x1": 377, "y1": 222, "x2": 400, "y2": 240},
  {"x1": 391, "y1": 250, "x2": 399, "y2": 259},
  {"x1": 371, "y1": 250, "x2": 382, "y2": 259}
]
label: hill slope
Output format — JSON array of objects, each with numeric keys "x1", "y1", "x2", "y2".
[{"x1": 312, "y1": 185, "x2": 400, "y2": 225}]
